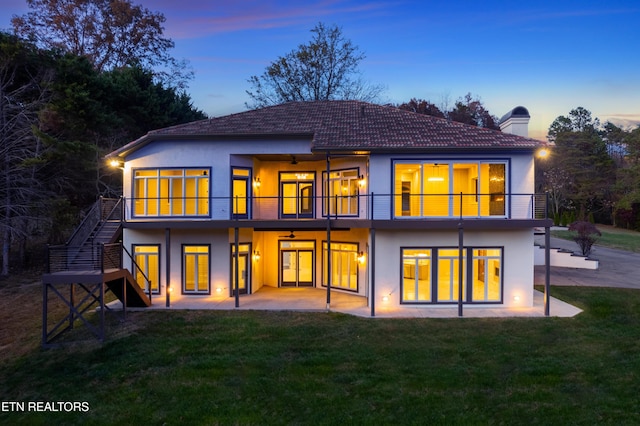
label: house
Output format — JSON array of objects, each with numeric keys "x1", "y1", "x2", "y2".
[{"x1": 102, "y1": 100, "x2": 551, "y2": 315}]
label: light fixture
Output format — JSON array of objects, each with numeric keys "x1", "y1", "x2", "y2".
[
  {"x1": 427, "y1": 163, "x2": 444, "y2": 182},
  {"x1": 513, "y1": 295, "x2": 521, "y2": 302},
  {"x1": 537, "y1": 148, "x2": 550, "y2": 159},
  {"x1": 216, "y1": 287, "x2": 223, "y2": 293},
  {"x1": 253, "y1": 177, "x2": 261, "y2": 188},
  {"x1": 295, "y1": 173, "x2": 308, "y2": 180},
  {"x1": 382, "y1": 294, "x2": 390, "y2": 302},
  {"x1": 358, "y1": 175, "x2": 366, "y2": 187},
  {"x1": 253, "y1": 250, "x2": 261, "y2": 261},
  {"x1": 357, "y1": 251, "x2": 366, "y2": 264},
  {"x1": 108, "y1": 158, "x2": 123, "y2": 169}
]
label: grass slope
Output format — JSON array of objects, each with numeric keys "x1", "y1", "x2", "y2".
[{"x1": 2, "y1": 286, "x2": 640, "y2": 424}]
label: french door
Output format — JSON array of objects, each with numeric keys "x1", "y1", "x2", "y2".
[{"x1": 280, "y1": 241, "x2": 315, "y2": 287}]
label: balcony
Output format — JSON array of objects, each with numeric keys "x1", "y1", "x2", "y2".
[{"x1": 121, "y1": 193, "x2": 549, "y2": 223}]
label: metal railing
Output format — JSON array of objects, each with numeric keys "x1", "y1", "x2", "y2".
[{"x1": 120, "y1": 192, "x2": 549, "y2": 221}]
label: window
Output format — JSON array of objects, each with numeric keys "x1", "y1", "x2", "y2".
[
  {"x1": 323, "y1": 169, "x2": 359, "y2": 216},
  {"x1": 232, "y1": 168, "x2": 251, "y2": 219},
  {"x1": 322, "y1": 242, "x2": 358, "y2": 291},
  {"x1": 393, "y1": 161, "x2": 507, "y2": 218},
  {"x1": 133, "y1": 245, "x2": 160, "y2": 294},
  {"x1": 401, "y1": 247, "x2": 503, "y2": 304},
  {"x1": 402, "y1": 249, "x2": 431, "y2": 301},
  {"x1": 471, "y1": 249, "x2": 502, "y2": 302},
  {"x1": 133, "y1": 168, "x2": 209, "y2": 217},
  {"x1": 280, "y1": 172, "x2": 315, "y2": 218},
  {"x1": 183, "y1": 245, "x2": 210, "y2": 294}
]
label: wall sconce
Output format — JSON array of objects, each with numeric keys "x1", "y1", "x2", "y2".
[
  {"x1": 253, "y1": 250, "x2": 261, "y2": 261},
  {"x1": 513, "y1": 295, "x2": 521, "y2": 302},
  {"x1": 382, "y1": 294, "x2": 390, "y2": 302},
  {"x1": 537, "y1": 148, "x2": 550, "y2": 159},
  {"x1": 358, "y1": 175, "x2": 366, "y2": 187},
  {"x1": 253, "y1": 177, "x2": 261, "y2": 188},
  {"x1": 357, "y1": 251, "x2": 366, "y2": 264},
  {"x1": 108, "y1": 158, "x2": 123, "y2": 169}
]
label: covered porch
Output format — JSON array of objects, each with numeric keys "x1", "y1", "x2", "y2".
[{"x1": 137, "y1": 286, "x2": 581, "y2": 318}]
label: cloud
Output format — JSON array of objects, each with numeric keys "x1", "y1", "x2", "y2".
[{"x1": 149, "y1": 0, "x2": 392, "y2": 39}]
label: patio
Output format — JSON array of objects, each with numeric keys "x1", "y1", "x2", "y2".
[{"x1": 139, "y1": 286, "x2": 582, "y2": 318}]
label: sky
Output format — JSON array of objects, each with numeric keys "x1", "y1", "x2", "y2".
[{"x1": 1, "y1": 0, "x2": 639, "y2": 141}]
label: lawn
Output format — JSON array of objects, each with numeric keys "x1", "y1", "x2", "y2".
[
  {"x1": 552, "y1": 224, "x2": 640, "y2": 253},
  {"x1": 2, "y1": 283, "x2": 640, "y2": 424}
]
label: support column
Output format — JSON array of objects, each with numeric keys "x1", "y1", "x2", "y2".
[
  {"x1": 458, "y1": 221, "x2": 464, "y2": 317},
  {"x1": 370, "y1": 227, "x2": 376, "y2": 317},
  {"x1": 165, "y1": 228, "x2": 171, "y2": 307},
  {"x1": 234, "y1": 227, "x2": 240, "y2": 308},
  {"x1": 325, "y1": 154, "x2": 331, "y2": 310},
  {"x1": 544, "y1": 225, "x2": 551, "y2": 316}
]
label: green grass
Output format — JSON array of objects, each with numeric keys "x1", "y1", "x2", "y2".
[
  {"x1": 3, "y1": 287, "x2": 640, "y2": 424},
  {"x1": 552, "y1": 224, "x2": 640, "y2": 253}
]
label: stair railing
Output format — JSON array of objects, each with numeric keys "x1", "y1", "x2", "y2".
[{"x1": 121, "y1": 244, "x2": 153, "y2": 305}]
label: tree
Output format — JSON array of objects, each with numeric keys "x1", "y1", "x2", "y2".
[
  {"x1": 246, "y1": 22, "x2": 384, "y2": 108},
  {"x1": 0, "y1": 32, "x2": 54, "y2": 275},
  {"x1": 447, "y1": 93, "x2": 500, "y2": 130},
  {"x1": 397, "y1": 98, "x2": 445, "y2": 118},
  {"x1": 543, "y1": 107, "x2": 615, "y2": 221},
  {"x1": 11, "y1": 0, "x2": 191, "y2": 88}
]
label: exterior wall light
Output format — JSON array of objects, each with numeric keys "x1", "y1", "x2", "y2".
[
  {"x1": 357, "y1": 251, "x2": 366, "y2": 264},
  {"x1": 253, "y1": 250, "x2": 261, "y2": 261},
  {"x1": 108, "y1": 158, "x2": 123, "y2": 168},
  {"x1": 358, "y1": 175, "x2": 366, "y2": 187},
  {"x1": 253, "y1": 177, "x2": 261, "y2": 188},
  {"x1": 537, "y1": 148, "x2": 550, "y2": 159}
]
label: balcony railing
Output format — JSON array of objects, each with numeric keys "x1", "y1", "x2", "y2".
[{"x1": 121, "y1": 193, "x2": 548, "y2": 221}]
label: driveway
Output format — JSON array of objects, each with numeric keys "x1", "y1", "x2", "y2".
[{"x1": 534, "y1": 236, "x2": 640, "y2": 289}]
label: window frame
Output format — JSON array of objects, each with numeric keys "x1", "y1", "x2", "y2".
[
  {"x1": 321, "y1": 241, "x2": 360, "y2": 292},
  {"x1": 132, "y1": 244, "x2": 161, "y2": 295},
  {"x1": 400, "y1": 246, "x2": 504, "y2": 305},
  {"x1": 231, "y1": 167, "x2": 252, "y2": 219},
  {"x1": 322, "y1": 167, "x2": 361, "y2": 217},
  {"x1": 278, "y1": 171, "x2": 316, "y2": 219},
  {"x1": 392, "y1": 160, "x2": 509, "y2": 219},
  {"x1": 182, "y1": 244, "x2": 211, "y2": 295},
  {"x1": 131, "y1": 167, "x2": 211, "y2": 218}
]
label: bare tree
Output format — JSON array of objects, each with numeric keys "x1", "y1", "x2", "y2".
[
  {"x1": 12, "y1": 0, "x2": 191, "y2": 88},
  {"x1": 246, "y1": 22, "x2": 384, "y2": 108},
  {"x1": 0, "y1": 33, "x2": 53, "y2": 275}
]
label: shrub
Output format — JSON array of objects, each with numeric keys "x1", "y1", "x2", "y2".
[{"x1": 568, "y1": 221, "x2": 601, "y2": 256}]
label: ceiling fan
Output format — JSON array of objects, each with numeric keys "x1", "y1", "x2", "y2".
[{"x1": 280, "y1": 231, "x2": 296, "y2": 239}]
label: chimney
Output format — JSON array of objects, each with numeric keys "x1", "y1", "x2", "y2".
[{"x1": 499, "y1": 106, "x2": 530, "y2": 137}]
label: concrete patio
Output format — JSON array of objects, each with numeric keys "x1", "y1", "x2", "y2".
[{"x1": 138, "y1": 285, "x2": 582, "y2": 318}]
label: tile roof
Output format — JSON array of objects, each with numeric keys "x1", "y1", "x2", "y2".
[{"x1": 111, "y1": 100, "x2": 545, "y2": 157}]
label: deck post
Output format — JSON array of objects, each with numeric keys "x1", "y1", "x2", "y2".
[
  {"x1": 370, "y1": 226, "x2": 376, "y2": 317},
  {"x1": 458, "y1": 220, "x2": 464, "y2": 317},
  {"x1": 69, "y1": 283, "x2": 75, "y2": 329},
  {"x1": 325, "y1": 154, "x2": 331, "y2": 310},
  {"x1": 544, "y1": 225, "x2": 551, "y2": 316},
  {"x1": 234, "y1": 227, "x2": 240, "y2": 308},
  {"x1": 165, "y1": 228, "x2": 171, "y2": 307}
]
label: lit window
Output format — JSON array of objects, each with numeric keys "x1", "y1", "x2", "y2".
[
  {"x1": 183, "y1": 245, "x2": 210, "y2": 294},
  {"x1": 133, "y1": 168, "x2": 209, "y2": 217}
]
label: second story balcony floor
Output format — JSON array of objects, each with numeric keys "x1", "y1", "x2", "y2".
[{"x1": 121, "y1": 192, "x2": 549, "y2": 223}]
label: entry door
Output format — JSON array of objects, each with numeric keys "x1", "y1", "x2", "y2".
[
  {"x1": 231, "y1": 252, "x2": 249, "y2": 295},
  {"x1": 281, "y1": 249, "x2": 314, "y2": 287}
]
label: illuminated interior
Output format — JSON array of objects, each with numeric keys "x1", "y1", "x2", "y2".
[
  {"x1": 323, "y1": 242, "x2": 358, "y2": 291},
  {"x1": 231, "y1": 243, "x2": 250, "y2": 293},
  {"x1": 133, "y1": 245, "x2": 159, "y2": 293},
  {"x1": 324, "y1": 169, "x2": 359, "y2": 216},
  {"x1": 394, "y1": 162, "x2": 506, "y2": 217},
  {"x1": 280, "y1": 241, "x2": 314, "y2": 286},
  {"x1": 133, "y1": 169, "x2": 209, "y2": 217},
  {"x1": 402, "y1": 247, "x2": 502, "y2": 303},
  {"x1": 280, "y1": 172, "x2": 314, "y2": 218},
  {"x1": 232, "y1": 168, "x2": 250, "y2": 217},
  {"x1": 183, "y1": 245, "x2": 209, "y2": 293}
]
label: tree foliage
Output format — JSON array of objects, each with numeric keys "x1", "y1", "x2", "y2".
[
  {"x1": 246, "y1": 22, "x2": 384, "y2": 108},
  {"x1": 0, "y1": 33, "x2": 55, "y2": 275},
  {"x1": 396, "y1": 93, "x2": 498, "y2": 129},
  {"x1": 11, "y1": 0, "x2": 192, "y2": 88},
  {"x1": 0, "y1": 30, "x2": 206, "y2": 274}
]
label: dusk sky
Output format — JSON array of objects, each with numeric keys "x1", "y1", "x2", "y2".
[{"x1": 1, "y1": 0, "x2": 639, "y2": 141}]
